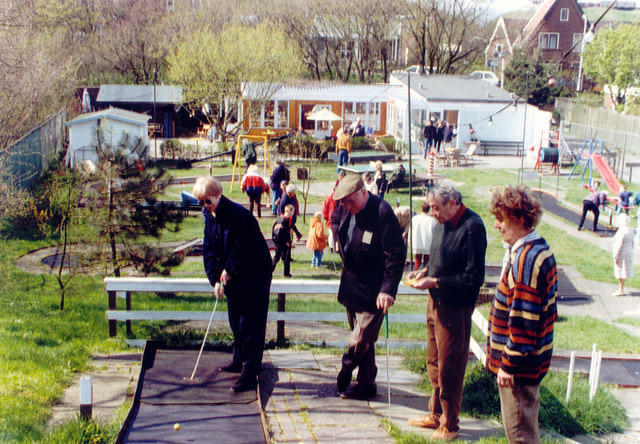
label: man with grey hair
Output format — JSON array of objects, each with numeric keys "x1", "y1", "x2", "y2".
[{"x1": 407, "y1": 183, "x2": 487, "y2": 442}]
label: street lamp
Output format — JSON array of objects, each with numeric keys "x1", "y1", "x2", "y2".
[{"x1": 577, "y1": 14, "x2": 594, "y2": 92}]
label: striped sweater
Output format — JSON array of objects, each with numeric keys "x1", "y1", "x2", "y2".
[{"x1": 487, "y1": 234, "x2": 558, "y2": 385}]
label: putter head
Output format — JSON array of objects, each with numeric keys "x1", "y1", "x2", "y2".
[{"x1": 183, "y1": 376, "x2": 203, "y2": 384}]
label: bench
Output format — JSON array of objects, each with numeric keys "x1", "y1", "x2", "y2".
[
  {"x1": 105, "y1": 277, "x2": 490, "y2": 365},
  {"x1": 478, "y1": 140, "x2": 523, "y2": 156}
]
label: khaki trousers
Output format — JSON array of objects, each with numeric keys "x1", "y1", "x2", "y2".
[
  {"x1": 426, "y1": 297, "x2": 473, "y2": 432},
  {"x1": 499, "y1": 383, "x2": 541, "y2": 444},
  {"x1": 342, "y1": 308, "x2": 384, "y2": 385}
]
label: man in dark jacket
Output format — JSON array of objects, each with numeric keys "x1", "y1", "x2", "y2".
[
  {"x1": 407, "y1": 184, "x2": 487, "y2": 441},
  {"x1": 330, "y1": 174, "x2": 406, "y2": 400},
  {"x1": 193, "y1": 176, "x2": 272, "y2": 393},
  {"x1": 270, "y1": 160, "x2": 290, "y2": 215},
  {"x1": 423, "y1": 119, "x2": 436, "y2": 159}
]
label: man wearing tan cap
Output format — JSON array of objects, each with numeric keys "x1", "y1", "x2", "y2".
[{"x1": 330, "y1": 173, "x2": 406, "y2": 400}]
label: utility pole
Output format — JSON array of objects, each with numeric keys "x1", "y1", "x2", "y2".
[{"x1": 153, "y1": 68, "x2": 157, "y2": 161}]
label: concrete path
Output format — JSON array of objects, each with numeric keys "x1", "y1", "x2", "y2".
[
  {"x1": 48, "y1": 353, "x2": 141, "y2": 429},
  {"x1": 261, "y1": 350, "x2": 504, "y2": 443}
]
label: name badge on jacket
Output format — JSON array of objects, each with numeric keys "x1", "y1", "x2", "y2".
[{"x1": 362, "y1": 231, "x2": 373, "y2": 245}]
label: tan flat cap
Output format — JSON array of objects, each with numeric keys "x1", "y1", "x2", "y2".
[{"x1": 333, "y1": 173, "x2": 364, "y2": 200}]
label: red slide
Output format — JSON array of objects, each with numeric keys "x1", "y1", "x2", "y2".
[{"x1": 592, "y1": 153, "x2": 621, "y2": 195}]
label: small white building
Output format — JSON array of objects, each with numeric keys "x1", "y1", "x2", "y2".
[
  {"x1": 65, "y1": 107, "x2": 150, "y2": 167},
  {"x1": 388, "y1": 73, "x2": 552, "y2": 154}
]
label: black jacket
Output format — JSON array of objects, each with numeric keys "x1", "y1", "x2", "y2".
[
  {"x1": 423, "y1": 124, "x2": 436, "y2": 140},
  {"x1": 427, "y1": 206, "x2": 487, "y2": 306},
  {"x1": 331, "y1": 194, "x2": 406, "y2": 312},
  {"x1": 202, "y1": 196, "x2": 272, "y2": 298},
  {"x1": 269, "y1": 164, "x2": 290, "y2": 191}
]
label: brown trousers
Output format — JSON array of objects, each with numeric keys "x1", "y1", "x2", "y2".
[
  {"x1": 342, "y1": 308, "x2": 385, "y2": 385},
  {"x1": 426, "y1": 297, "x2": 473, "y2": 432},
  {"x1": 499, "y1": 383, "x2": 541, "y2": 444}
]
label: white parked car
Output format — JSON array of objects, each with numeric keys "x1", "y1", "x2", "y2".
[{"x1": 469, "y1": 71, "x2": 500, "y2": 87}]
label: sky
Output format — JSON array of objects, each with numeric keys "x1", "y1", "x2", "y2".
[{"x1": 484, "y1": 0, "x2": 536, "y2": 17}]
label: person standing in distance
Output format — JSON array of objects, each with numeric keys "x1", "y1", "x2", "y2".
[
  {"x1": 330, "y1": 174, "x2": 406, "y2": 400},
  {"x1": 193, "y1": 176, "x2": 272, "y2": 393},
  {"x1": 487, "y1": 185, "x2": 557, "y2": 444},
  {"x1": 407, "y1": 184, "x2": 487, "y2": 441}
]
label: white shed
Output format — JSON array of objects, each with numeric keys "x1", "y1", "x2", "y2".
[
  {"x1": 65, "y1": 107, "x2": 150, "y2": 167},
  {"x1": 388, "y1": 73, "x2": 551, "y2": 157}
]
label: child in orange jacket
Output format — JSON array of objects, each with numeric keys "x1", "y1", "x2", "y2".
[{"x1": 306, "y1": 212, "x2": 327, "y2": 267}]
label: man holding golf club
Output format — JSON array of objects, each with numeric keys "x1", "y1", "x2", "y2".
[
  {"x1": 194, "y1": 176, "x2": 272, "y2": 393},
  {"x1": 330, "y1": 174, "x2": 405, "y2": 400}
]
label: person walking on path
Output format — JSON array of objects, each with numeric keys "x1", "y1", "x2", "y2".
[
  {"x1": 272, "y1": 204, "x2": 294, "y2": 278},
  {"x1": 330, "y1": 174, "x2": 406, "y2": 400},
  {"x1": 306, "y1": 212, "x2": 327, "y2": 267},
  {"x1": 270, "y1": 160, "x2": 290, "y2": 215},
  {"x1": 407, "y1": 184, "x2": 487, "y2": 442},
  {"x1": 487, "y1": 184, "x2": 558, "y2": 444},
  {"x1": 578, "y1": 180, "x2": 607, "y2": 232},
  {"x1": 241, "y1": 164, "x2": 268, "y2": 218},
  {"x1": 335, "y1": 126, "x2": 351, "y2": 174},
  {"x1": 193, "y1": 176, "x2": 272, "y2": 393},
  {"x1": 612, "y1": 213, "x2": 635, "y2": 296},
  {"x1": 434, "y1": 120, "x2": 445, "y2": 153},
  {"x1": 279, "y1": 184, "x2": 303, "y2": 241},
  {"x1": 410, "y1": 201, "x2": 439, "y2": 271},
  {"x1": 423, "y1": 120, "x2": 436, "y2": 159}
]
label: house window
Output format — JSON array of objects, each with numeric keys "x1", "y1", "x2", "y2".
[
  {"x1": 572, "y1": 33, "x2": 583, "y2": 52},
  {"x1": 539, "y1": 33, "x2": 559, "y2": 50},
  {"x1": 276, "y1": 101, "x2": 288, "y2": 128},
  {"x1": 264, "y1": 100, "x2": 275, "y2": 127},
  {"x1": 496, "y1": 44, "x2": 503, "y2": 56},
  {"x1": 343, "y1": 101, "x2": 381, "y2": 132},
  {"x1": 560, "y1": 8, "x2": 569, "y2": 21}
]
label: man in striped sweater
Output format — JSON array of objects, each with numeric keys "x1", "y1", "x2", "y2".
[{"x1": 487, "y1": 185, "x2": 558, "y2": 444}]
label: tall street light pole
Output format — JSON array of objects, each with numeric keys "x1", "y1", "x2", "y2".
[
  {"x1": 576, "y1": 14, "x2": 588, "y2": 92},
  {"x1": 153, "y1": 68, "x2": 157, "y2": 161}
]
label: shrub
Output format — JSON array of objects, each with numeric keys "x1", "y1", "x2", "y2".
[
  {"x1": 351, "y1": 136, "x2": 371, "y2": 151},
  {"x1": 462, "y1": 361, "x2": 501, "y2": 418},
  {"x1": 380, "y1": 136, "x2": 396, "y2": 152},
  {"x1": 160, "y1": 139, "x2": 184, "y2": 159}
]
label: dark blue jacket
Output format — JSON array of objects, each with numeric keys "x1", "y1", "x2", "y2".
[
  {"x1": 278, "y1": 193, "x2": 298, "y2": 224},
  {"x1": 202, "y1": 196, "x2": 272, "y2": 298},
  {"x1": 270, "y1": 164, "x2": 290, "y2": 191}
]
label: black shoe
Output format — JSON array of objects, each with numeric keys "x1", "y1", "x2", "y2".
[
  {"x1": 337, "y1": 367, "x2": 352, "y2": 393},
  {"x1": 284, "y1": 273, "x2": 292, "y2": 278},
  {"x1": 231, "y1": 378, "x2": 257, "y2": 393},
  {"x1": 218, "y1": 362, "x2": 242, "y2": 373},
  {"x1": 339, "y1": 383, "x2": 377, "y2": 400}
]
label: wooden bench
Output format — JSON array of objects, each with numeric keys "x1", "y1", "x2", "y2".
[
  {"x1": 105, "y1": 277, "x2": 490, "y2": 365},
  {"x1": 479, "y1": 140, "x2": 523, "y2": 156}
]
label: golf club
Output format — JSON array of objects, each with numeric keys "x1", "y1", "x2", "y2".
[
  {"x1": 385, "y1": 312, "x2": 391, "y2": 431},
  {"x1": 188, "y1": 286, "x2": 221, "y2": 381}
]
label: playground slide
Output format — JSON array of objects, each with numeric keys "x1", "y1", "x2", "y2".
[{"x1": 592, "y1": 154, "x2": 621, "y2": 195}]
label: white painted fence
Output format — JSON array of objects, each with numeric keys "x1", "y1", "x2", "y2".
[{"x1": 104, "y1": 277, "x2": 489, "y2": 364}]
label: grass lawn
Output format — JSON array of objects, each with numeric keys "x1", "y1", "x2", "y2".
[{"x1": 2, "y1": 159, "x2": 639, "y2": 441}]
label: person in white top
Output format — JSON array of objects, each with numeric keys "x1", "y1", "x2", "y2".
[
  {"x1": 612, "y1": 213, "x2": 635, "y2": 296},
  {"x1": 410, "y1": 201, "x2": 439, "y2": 271},
  {"x1": 362, "y1": 172, "x2": 378, "y2": 195}
]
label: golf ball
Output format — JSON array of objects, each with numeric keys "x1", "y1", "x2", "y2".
[{"x1": 173, "y1": 423, "x2": 181, "y2": 431}]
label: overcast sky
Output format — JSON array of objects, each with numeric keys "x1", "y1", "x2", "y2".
[{"x1": 485, "y1": 0, "x2": 536, "y2": 17}]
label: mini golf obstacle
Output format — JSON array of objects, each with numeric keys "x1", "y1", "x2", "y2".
[{"x1": 115, "y1": 341, "x2": 268, "y2": 444}]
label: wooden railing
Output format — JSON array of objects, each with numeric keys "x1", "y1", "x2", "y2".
[{"x1": 104, "y1": 277, "x2": 488, "y2": 364}]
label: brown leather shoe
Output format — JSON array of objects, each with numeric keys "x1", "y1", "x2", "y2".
[
  {"x1": 407, "y1": 415, "x2": 439, "y2": 429},
  {"x1": 431, "y1": 425, "x2": 458, "y2": 442}
]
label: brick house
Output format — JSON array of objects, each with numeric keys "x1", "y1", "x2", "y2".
[{"x1": 486, "y1": 0, "x2": 589, "y2": 81}]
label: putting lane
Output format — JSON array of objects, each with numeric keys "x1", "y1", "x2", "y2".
[{"x1": 117, "y1": 342, "x2": 267, "y2": 444}]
